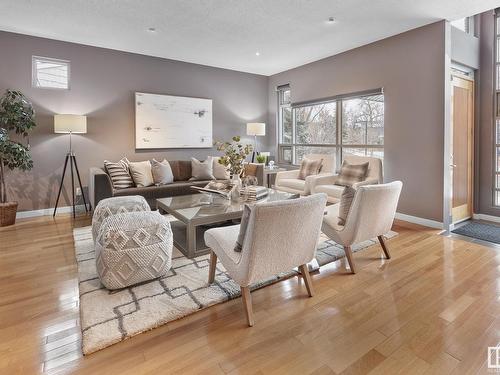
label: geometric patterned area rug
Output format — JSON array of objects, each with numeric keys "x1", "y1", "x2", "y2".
[{"x1": 74, "y1": 226, "x2": 397, "y2": 355}]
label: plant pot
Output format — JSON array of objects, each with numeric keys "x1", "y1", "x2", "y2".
[{"x1": 0, "y1": 201, "x2": 18, "y2": 227}]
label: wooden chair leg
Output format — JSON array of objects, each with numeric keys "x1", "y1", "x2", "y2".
[
  {"x1": 208, "y1": 250, "x2": 217, "y2": 284},
  {"x1": 344, "y1": 246, "x2": 356, "y2": 274},
  {"x1": 378, "y1": 235, "x2": 391, "y2": 259},
  {"x1": 241, "y1": 286, "x2": 254, "y2": 327},
  {"x1": 298, "y1": 264, "x2": 314, "y2": 297}
]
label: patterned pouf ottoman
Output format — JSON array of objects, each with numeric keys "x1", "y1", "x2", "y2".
[
  {"x1": 95, "y1": 211, "x2": 173, "y2": 290},
  {"x1": 92, "y1": 195, "x2": 150, "y2": 242}
]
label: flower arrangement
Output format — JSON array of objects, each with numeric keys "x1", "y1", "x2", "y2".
[{"x1": 214, "y1": 136, "x2": 253, "y2": 177}]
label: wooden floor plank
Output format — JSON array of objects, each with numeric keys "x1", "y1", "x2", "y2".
[{"x1": 1, "y1": 215, "x2": 500, "y2": 374}]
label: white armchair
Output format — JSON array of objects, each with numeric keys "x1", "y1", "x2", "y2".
[
  {"x1": 274, "y1": 154, "x2": 335, "y2": 196},
  {"x1": 312, "y1": 155, "x2": 383, "y2": 204},
  {"x1": 321, "y1": 181, "x2": 402, "y2": 273},
  {"x1": 204, "y1": 193, "x2": 328, "y2": 326}
]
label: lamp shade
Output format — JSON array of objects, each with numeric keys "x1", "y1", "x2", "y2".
[
  {"x1": 54, "y1": 114, "x2": 87, "y2": 134},
  {"x1": 246, "y1": 122, "x2": 266, "y2": 136}
]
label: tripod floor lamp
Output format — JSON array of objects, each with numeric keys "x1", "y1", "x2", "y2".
[
  {"x1": 246, "y1": 122, "x2": 266, "y2": 162},
  {"x1": 53, "y1": 114, "x2": 89, "y2": 218}
]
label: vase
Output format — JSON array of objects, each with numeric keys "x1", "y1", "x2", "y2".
[{"x1": 230, "y1": 175, "x2": 242, "y2": 202}]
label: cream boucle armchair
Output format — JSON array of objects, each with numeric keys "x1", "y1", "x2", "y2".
[
  {"x1": 204, "y1": 193, "x2": 328, "y2": 326},
  {"x1": 311, "y1": 155, "x2": 383, "y2": 204},
  {"x1": 322, "y1": 181, "x2": 402, "y2": 274},
  {"x1": 274, "y1": 154, "x2": 335, "y2": 195}
]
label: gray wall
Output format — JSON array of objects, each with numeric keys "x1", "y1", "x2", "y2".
[
  {"x1": 0, "y1": 31, "x2": 268, "y2": 212},
  {"x1": 267, "y1": 21, "x2": 446, "y2": 222},
  {"x1": 451, "y1": 25, "x2": 480, "y2": 69},
  {"x1": 477, "y1": 10, "x2": 499, "y2": 216}
]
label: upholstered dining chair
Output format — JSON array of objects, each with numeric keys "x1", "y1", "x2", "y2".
[
  {"x1": 204, "y1": 193, "x2": 328, "y2": 326},
  {"x1": 321, "y1": 181, "x2": 402, "y2": 274}
]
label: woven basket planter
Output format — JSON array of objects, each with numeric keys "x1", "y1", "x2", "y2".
[{"x1": 0, "y1": 202, "x2": 18, "y2": 227}]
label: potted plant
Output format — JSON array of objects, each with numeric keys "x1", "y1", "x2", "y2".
[
  {"x1": 215, "y1": 136, "x2": 253, "y2": 201},
  {"x1": 256, "y1": 154, "x2": 267, "y2": 164},
  {"x1": 0, "y1": 90, "x2": 36, "y2": 226}
]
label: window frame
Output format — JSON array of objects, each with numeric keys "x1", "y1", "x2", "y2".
[
  {"x1": 277, "y1": 88, "x2": 384, "y2": 169},
  {"x1": 32, "y1": 55, "x2": 71, "y2": 90},
  {"x1": 494, "y1": 10, "x2": 500, "y2": 206}
]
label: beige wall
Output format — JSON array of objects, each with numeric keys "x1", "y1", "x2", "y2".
[
  {"x1": 267, "y1": 21, "x2": 447, "y2": 222},
  {"x1": 0, "y1": 31, "x2": 269, "y2": 212}
]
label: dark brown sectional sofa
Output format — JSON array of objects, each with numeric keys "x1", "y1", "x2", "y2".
[{"x1": 88, "y1": 160, "x2": 264, "y2": 209}]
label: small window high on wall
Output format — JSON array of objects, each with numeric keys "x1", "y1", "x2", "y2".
[{"x1": 32, "y1": 56, "x2": 70, "y2": 89}]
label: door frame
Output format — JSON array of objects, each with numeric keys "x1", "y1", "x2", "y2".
[{"x1": 450, "y1": 72, "x2": 475, "y2": 225}]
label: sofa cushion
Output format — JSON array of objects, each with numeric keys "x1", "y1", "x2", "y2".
[
  {"x1": 169, "y1": 160, "x2": 192, "y2": 181},
  {"x1": 338, "y1": 186, "x2": 356, "y2": 225},
  {"x1": 278, "y1": 178, "x2": 306, "y2": 192},
  {"x1": 128, "y1": 161, "x2": 154, "y2": 187},
  {"x1": 112, "y1": 180, "x2": 215, "y2": 200},
  {"x1": 212, "y1": 157, "x2": 230, "y2": 180},
  {"x1": 298, "y1": 158, "x2": 323, "y2": 180},
  {"x1": 336, "y1": 161, "x2": 369, "y2": 187},
  {"x1": 314, "y1": 184, "x2": 345, "y2": 199},
  {"x1": 190, "y1": 157, "x2": 215, "y2": 180},
  {"x1": 151, "y1": 159, "x2": 174, "y2": 185},
  {"x1": 104, "y1": 159, "x2": 134, "y2": 189}
]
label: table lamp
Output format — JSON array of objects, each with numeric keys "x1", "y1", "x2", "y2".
[
  {"x1": 246, "y1": 122, "x2": 266, "y2": 162},
  {"x1": 53, "y1": 114, "x2": 89, "y2": 217}
]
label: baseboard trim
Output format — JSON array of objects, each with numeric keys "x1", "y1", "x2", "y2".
[
  {"x1": 16, "y1": 205, "x2": 86, "y2": 219},
  {"x1": 395, "y1": 212, "x2": 443, "y2": 229},
  {"x1": 472, "y1": 213, "x2": 500, "y2": 223}
]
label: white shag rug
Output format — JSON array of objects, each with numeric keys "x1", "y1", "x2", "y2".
[{"x1": 74, "y1": 226, "x2": 397, "y2": 354}]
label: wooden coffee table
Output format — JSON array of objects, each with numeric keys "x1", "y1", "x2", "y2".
[{"x1": 156, "y1": 188, "x2": 298, "y2": 258}]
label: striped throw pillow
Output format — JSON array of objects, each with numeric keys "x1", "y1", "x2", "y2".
[
  {"x1": 338, "y1": 186, "x2": 356, "y2": 225},
  {"x1": 336, "y1": 161, "x2": 369, "y2": 187},
  {"x1": 104, "y1": 158, "x2": 134, "y2": 189},
  {"x1": 298, "y1": 158, "x2": 323, "y2": 180}
]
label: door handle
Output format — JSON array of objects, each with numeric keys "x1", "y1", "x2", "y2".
[{"x1": 450, "y1": 164, "x2": 457, "y2": 168}]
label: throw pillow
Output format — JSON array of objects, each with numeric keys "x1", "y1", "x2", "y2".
[
  {"x1": 338, "y1": 186, "x2": 356, "y2": 226},
  {"x1": 128, "y1": 161, "x2": 154, "y2": 187},
  {"x1": 234, "y1": 204, "x2": 252, "y2": 252},
  {"x1": 244, "y1": 163, "x2": 258, "y2": 177},
  {"x1": 151, "y1": 159, "x2": 174, "y2": 185},
  {"x1": 298, "y1": 158, "x2": 323, "y2": 180},
  {"x1": 212, "y1": 156, "x2": 230, "y2": 180},
  {"x1": 190, "y1": 157, "x2": 215, "y2": 180},
  {"x1": 336, "y1": 161, "x2": 369, "y2": 187},
  {"x1": 104, "y1": 158, "x2": 134, "y2": 189}
]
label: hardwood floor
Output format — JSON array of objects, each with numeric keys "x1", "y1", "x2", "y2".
[{"x1": 1, "y1": 215, "x2": 499, "y2": 374}]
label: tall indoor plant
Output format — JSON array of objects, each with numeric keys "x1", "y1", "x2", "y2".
[{"x1": 0, "y1": 90, "x2": 36, "y2": 226}]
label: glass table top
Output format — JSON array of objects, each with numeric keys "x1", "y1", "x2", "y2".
[{"x1": 156, "y1": 188, "x2": 298, "y2": 222}]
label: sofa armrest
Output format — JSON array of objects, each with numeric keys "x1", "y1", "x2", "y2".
[
  {"x1": 275, "y1": 169, "x2": 300, "y2": 186},
  {"x1": 89, "y1": 167, "x2": 113, "y2": 209},
  {"x1": 353, "y1": 178, "x2": 379, "y2": 189},
  {"x1": 305, "y1": 173, "x2": 337, "y2": 195}
]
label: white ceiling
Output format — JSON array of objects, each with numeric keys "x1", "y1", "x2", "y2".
[{"x1": 0, "y1": 0, "x2": 498, "y2": 75}]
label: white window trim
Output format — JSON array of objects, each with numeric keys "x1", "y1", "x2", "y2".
[{"x1": 32, "y1": 55, "x2": 71, "y2": 90}]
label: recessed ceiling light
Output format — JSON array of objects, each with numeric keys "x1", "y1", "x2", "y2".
[
  {"x1": 255, "y1": 52, "x2": 260, "y2": 56},
  {"x1": 327, "y1": 17, "x2": 335, "y2": 23},
  {"x1": 147, "y1": 27, "x2": 156, "y2": 33}
]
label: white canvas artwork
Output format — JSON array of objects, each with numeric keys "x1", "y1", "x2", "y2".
[{"x1": 135, "y1": 92, "x2": 213, "y2": 149}]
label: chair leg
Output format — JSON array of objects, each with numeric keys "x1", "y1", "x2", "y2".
[
  {"x1": 241, "y1": 286, "x2": 254, "y2": 327},
  {"x1": 344, "y1": 246, "x2": 356, "y2": 274},
  {"x1": 378, "y1": 235, "x2": 391, "y2": 259},
  {"x1": 208, "y1": 250, "x2": 217, "y2": 284},
  {"x1": 298, "y1": 264, "x2": 314, "y2": 297}
]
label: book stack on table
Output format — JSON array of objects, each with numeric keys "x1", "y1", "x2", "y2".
[{"x1": 243, "y1": 186, "x2": 269, "y2": 201}]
